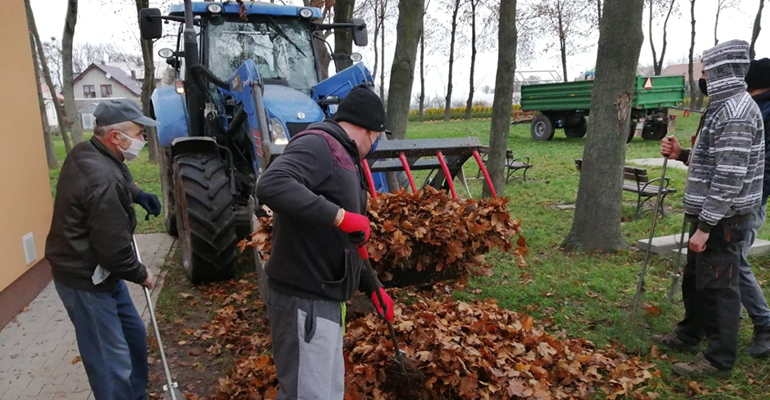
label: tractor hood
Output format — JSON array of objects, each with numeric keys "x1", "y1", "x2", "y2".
[{"x1": 263, "y1": 84, "x2": 325, "y2": 127}]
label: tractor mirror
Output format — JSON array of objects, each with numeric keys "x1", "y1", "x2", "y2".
[
  {"x1": 351, "y1": 18, "x2": 368, "y2": 47},
  {"x1": 139, "y1": 8, "x2": 163, "y2": 40}
]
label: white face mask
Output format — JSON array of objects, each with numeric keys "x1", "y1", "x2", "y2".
[{"x1": 118, "y1": 131, "x2": 145, "y2": 161}]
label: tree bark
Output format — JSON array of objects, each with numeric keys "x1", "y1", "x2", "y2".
[
  {"x1": 135, "y1": 0, "x2": 158, "y2": 163},
  {"x1": 563, "y1": 0, "x2": 644, "y2": 252},
  {"x1": 334, "y1": 0, "x2": 356, "y2": 71},
  {"x1": 464, "y1": 0, "x2": 478, "y2": 120},
  {"x1": 379, "y1": 0, "x2": 386, "y2": 100},
  {"x1": 558, "y1": 6, "x2": 568, "y2": 82},
  {"x1": 62, "y1": 0, "x2": 84, "y2": 143},
  {"x1": 688, "y1": 0, "x2": 697, "y2": 110},
  {"x1": 648, "y1": 0, "x2": 658, "y2": 74},
  {"x1": 386, "y1": 0, "x2": 424, "y2": 140},
  {"x1": 750, "y1": 0, "x2": 765, "y2": 60},
  {"x1": 28, "y1": 16, "x2": 58, "y2": 169},
  {"x1": 657, "y1": 0, "x2": 674, "y2": 75},
  {"x1": 483, "y1": 0, "x2": 517, "y2": 198},
  {"x1": 443, "y1": 0, "x2": 462, "y2": 121},
  {"x1": 373, "y1": 0, "x2": 380, "y2": 82},
  {"x1": 714, "y1": 3, "x2": 721, "y2": 45},
  {"x1": 26, "y1": 0, "x2": 71, "y2": 154},
  {"x1": 418, "y1": 29, "x2": 426, "y2": 121}
]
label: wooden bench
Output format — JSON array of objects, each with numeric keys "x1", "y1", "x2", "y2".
[
  {"x1": 476, "y1": 149, "x2": 533, "y2": 183},
  {"x1": 574, "y1": 159, "x2": 676, "y2": 217}
]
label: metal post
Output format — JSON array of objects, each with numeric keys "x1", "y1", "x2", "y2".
[
  {"x1": 436, "y1": 151, "x2": 457, "y2": 200},
  {"x1": 398, "y1": 152, "x2": 417, "y2": 193},
  {"x1": 472, "y1": 150, "x2": 497, "y2": 199},
  {"x1": 631, "y1": 157, "x2": 669, "y2": 315}
]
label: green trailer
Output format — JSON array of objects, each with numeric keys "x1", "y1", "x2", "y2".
[{"x1": 520, "y1": 76, "x2": 686, "y2": 141}]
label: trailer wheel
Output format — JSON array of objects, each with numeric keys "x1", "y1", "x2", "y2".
[
  {"x1": 531, "y1": 114, "x2": 555, "y2": 141},
  {"x1": 173, "y1": 153, "x2": 238, "y2": 284},
  {"x1": 564, "y1": 118, "x2": 587, "y2": 138},
  {"x1": 627, "y1": 121, "x2": 637, "y2": 143},
  {"x1": 642, "y1": 121, "x2": 668, "y2": 141}
]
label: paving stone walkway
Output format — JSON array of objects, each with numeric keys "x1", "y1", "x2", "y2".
[{"x1": 0, "y1": 233, "x2": 175, "y2": 400}]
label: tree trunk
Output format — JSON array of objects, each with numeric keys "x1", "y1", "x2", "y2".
[
  {"x1": 316, "y1": 36, "x2": 332, "y2": 80},
  {"x1": 483, "y1": 0, "x2": 517, "y2": 198},
  {"x1": 648, "y1": 0, "x2": 659, "y2": 75},
  {"x1": 418, "y1": 29, "x2": 426, "y2": 121},
  {"x1": 26, "y1": 0, "x2": 71, "y2": 154},
  {"x1": 379, "y1": 1, "x2": 386, "y2": 101},
  {"x1": 563, "y1": 0, "x2": 644, "y2": 252},
  {"x1": 714, "y1": 6, "x2": 720, "y2": 45},
  {"x1": 597, "y1": 0, "x2": 602, "y2": 25},
  {"x1": 28, "y1": 18, "x2": 58, "y2": 169},
  {"x1": 443, "y1": 0, "x2": 461, "y2": 121},
  {"x1": 386, "y1": 0, "x2": 424, "y2": 140},
  {"x1": 62, "y1": 0, "x2": 84, "y2": 143},
  {"x1": 688, "y1": 0, "x2": 697, "y2": 110},
  {"x1": 373, "y1": 1, "x2": 380, "y2": 83},
  {"x1": 750, "y1": 0, "x2": 765, "y2": 60},
  {"x1": 135, "y1": 0, "x2": 158, "y2": 163},
  {"x1": 657, "y1": 0, "x2": 675, "y2": 75},
  {"x1": 334, "y1": 0, "x2": 356, "y2": 71},
  {"x1": 464, "y1": 0, "x2": 477, "y2": 120},
  {"x1": 558, "y1": 10, "x2": 568, "y2": 82}
]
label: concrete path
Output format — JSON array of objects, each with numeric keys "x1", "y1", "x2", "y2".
[
  {"x1": 627, "y1": 158, "x2": 689, "y2": 171},
  {"x1": 0, "y1": 233, "x2": 175, "y2": 400}
]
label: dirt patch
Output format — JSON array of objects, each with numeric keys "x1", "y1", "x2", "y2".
[{"x1": 147, "y1": 251, "x2": 266, "y2": 399}]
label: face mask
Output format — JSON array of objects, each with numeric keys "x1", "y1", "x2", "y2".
[
  {"x1": 698, "y1": 78, "x2": 708, "y2": 96},
  {"x1": 118, "y1": 131, "x2": 145, "y2": 161},
  {"x1": 365, "y1": 132, "x2": 380, "y2": 159}
]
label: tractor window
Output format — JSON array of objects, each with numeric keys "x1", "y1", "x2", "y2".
[{"x1": 207, "y1": 17, "x2": 318, "y2": 93}]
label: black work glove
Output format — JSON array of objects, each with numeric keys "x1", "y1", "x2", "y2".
[{"x1": 136, "y1": 191, "x2": 162, "y2": 219}]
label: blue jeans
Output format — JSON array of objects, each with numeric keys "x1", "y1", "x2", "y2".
[
  {"x1": 55, "y1": 280, "x2": 148, "y2": 400},
  {"x1": 740, "y1": 202, "x2": 770, "y2": 328}
]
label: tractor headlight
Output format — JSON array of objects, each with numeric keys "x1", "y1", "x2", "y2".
[
  {"x1": 270, "y1": 118, "x2": 289, "y2": 145},
  {"x1": 299, "y1": 8, "x2": 313, "y2": 18},
  {"x1": 206, "y1": 3, "x2": 223, "y2": 13}
]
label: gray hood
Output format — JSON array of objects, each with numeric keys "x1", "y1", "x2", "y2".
[{"x1": 703, "y1": 39, "x2": 751, "y2": 104}]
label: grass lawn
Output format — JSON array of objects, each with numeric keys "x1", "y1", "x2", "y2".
[{"x1": 51, "y1": 112, "x2": 770, "y2": 398}]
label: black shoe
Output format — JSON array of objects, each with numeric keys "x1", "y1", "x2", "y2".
[
  {"x1": 746, "y1": 325, "x2": 770, "y2": 358},
  {"x1": 651, "y1": 331, "x2": 700, "y2": 354}
]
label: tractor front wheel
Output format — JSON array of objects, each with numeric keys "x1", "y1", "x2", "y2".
[
  {"x1": 172, "y1": 153, "x2": 238, "y2": 284},
  {"x1": 564, "y1": 118, "x2": 588, "y2": 138}
]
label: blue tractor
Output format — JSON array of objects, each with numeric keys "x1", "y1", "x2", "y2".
[
  {"x1": 139, "y1": 1, "x2": 378, "y2": 283},
  {"x1": 140, "y1": 1, "x2": 492, "y2": 285}
]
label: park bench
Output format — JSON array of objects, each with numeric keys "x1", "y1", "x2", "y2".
[
  {"x1": 476, "y1": 149, "x2": 533, "y2": 183},
  {"x1": 574, "y1": 159, "x2": 676, "y2": 218}
]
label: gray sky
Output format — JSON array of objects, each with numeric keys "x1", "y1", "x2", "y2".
[{"x1": 31, "y1": 0, "x2": 770, "y2": 104}]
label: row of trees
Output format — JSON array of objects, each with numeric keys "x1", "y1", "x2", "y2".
[{"x1": 28, "y1": 0, "x2": 161, "y2": 169}]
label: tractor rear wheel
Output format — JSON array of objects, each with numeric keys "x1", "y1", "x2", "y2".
[
  {"x1": 172, "y1": 153, "x2": 237, "y2": 283},
  {"x1": 531, "y1": 114, "x2": 555, "y2": 141}
]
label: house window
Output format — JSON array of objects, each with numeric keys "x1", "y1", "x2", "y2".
[
  {"x1": 100, "y1": 84, "x2": 113, "y2": 98},
  {"x1": 83, "y1": 85, "x2": 96, "y2": 98}
]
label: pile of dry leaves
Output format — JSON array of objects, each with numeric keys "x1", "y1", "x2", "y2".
[
  {"x1": 207, "y1": 294, "x2": 658, "y2": 400},
  {"x1": 240, "y1": 187, "x2": 527, "y2": 286}
]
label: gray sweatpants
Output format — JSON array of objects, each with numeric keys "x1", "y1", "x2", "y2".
[{"x1": 266, "y1": 286, "x2": 345, "y2": 400}]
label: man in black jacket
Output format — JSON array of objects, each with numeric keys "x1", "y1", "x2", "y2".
[
  {"x1": 257, "y1": 86, "x2": 394, "y2": 400},
  {"x1": 46, "y1": 99, "x2": 161, "y2": 400}
]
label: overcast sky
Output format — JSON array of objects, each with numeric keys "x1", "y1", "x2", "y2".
[{"x1": 31, "y1": 0, "x2": 770, "y2": 104}]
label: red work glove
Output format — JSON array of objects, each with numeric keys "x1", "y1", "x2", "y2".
[
  {"x1": 336, "y1": 209, "x2": 371, "y2": 244},
  {"x1": 371, "y1": 287, "x2": 395, "y2": 322}
]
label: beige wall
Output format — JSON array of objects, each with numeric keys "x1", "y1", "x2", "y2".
[
  {"x1": 75, "y1": 69, "x2": 139, "y2": 100},
  {"x1": 0, "y1": 1, "x2": 55, "y2": 291}
]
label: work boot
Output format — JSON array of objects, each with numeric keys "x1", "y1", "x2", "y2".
[
  {"x1": 650, "y1": 331, "x2": 700, "y2": 354},
  {"x1": 671, "y1": 353, "x2": 731, "y2": 378},
  {"x1": 746, "y1": 325, "x2": 770, "y2": 358}
]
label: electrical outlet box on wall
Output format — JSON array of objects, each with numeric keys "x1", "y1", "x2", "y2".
[{"x1": 22, "y1": 233, "x2": 36, "y2": 265}]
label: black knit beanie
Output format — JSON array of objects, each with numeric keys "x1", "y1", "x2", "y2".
[
  {"x1": 332, "y1": 86, "x2": 387, "y2": 132},
  {"x1": 746, "y1": 58, "x2": 770, "y2": 90}
]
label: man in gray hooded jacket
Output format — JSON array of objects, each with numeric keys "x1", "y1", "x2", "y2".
[{"x1": 653, "y1": 40, "x2": 765, "y2": 377}]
